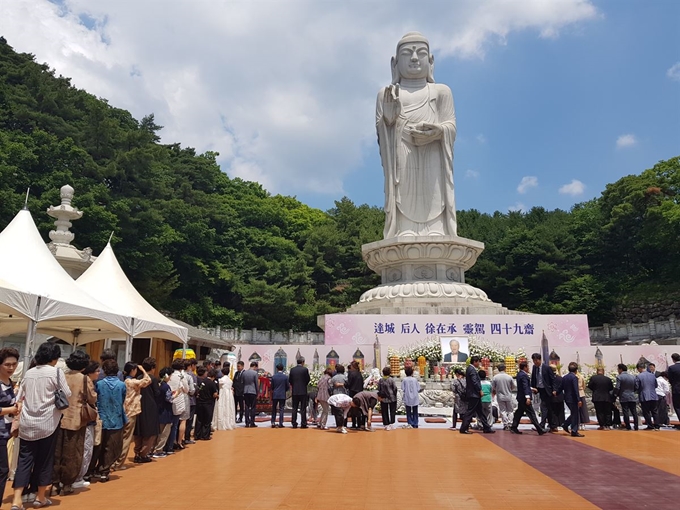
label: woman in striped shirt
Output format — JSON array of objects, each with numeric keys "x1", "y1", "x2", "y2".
[{"x1": 11, "y1": 342, "x2": 71, "y2": 510}]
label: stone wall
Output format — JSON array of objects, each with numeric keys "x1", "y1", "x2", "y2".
[{"x1": 613, "y1": 298, "x2": 680, "y2": 324}]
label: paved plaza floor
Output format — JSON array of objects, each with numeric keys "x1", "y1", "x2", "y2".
[{"x1": 4, "y1": 419, "x2": 678, "y2": 509}]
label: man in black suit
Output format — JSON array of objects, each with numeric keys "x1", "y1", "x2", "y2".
[
  {"x1": 530, "y1": 353, "x2": 556, "y2": 431},
  {"x1": 443, "y1": 339, "x2": 469, "y2": 363},
  {"x1": 669, "y1": 353, "x2": 680, "y2": 429},
  {"x1": 288, "y1": 357, "x2": 311, "y2": 429},
  {"x1": 459, "y1": 356, "x2": 494, "y2": 434},
  {"x1": 232, "y1": 361, "x2": 245, "y2": 423},
  {"x1": 588, "y1": 367, "x2": 614, "y2": 429},
  {"x1": 510, "y1": 361, "x2": 545, "y2": 435},
  {"x1": 562, "y1": 362, "x2": 584, "y2": 437}
]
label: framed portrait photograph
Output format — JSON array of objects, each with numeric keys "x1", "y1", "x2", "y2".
[{"x1": 440, "y1": 336, "x2": 469, "y2": 363}]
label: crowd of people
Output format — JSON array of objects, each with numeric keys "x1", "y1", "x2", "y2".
[
  {"x1": 1, "y1": 342, "x2": 678, "y2": 509},
  {"x1": 0, "y1": 342, "x2": 244, "y2": 510},
  {"x1": 454, "y1": 353, "x2": 680, "y2": 437}
]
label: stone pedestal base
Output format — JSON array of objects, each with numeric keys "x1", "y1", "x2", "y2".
[{"x1": 347, "y1": 235, "x2": 514, "y2": 315}]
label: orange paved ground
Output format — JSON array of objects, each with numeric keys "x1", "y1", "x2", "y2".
[
  {"x1": 566, "y1": 429, "x2": 680, "y2": 477},
  {"x1": 0, "y1": 428, "x2": 609, "y2": 510}
]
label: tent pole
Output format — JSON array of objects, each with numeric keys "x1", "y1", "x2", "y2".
[
  {"x1": 125, "y1": 318, "x2": 135, "y2": 362},
  {"x1": 21, "y1": 296, "x2": 41, "y2": 380},
  {"x1": 182, "y1": 340, "x2": 187, "y2": 359}
]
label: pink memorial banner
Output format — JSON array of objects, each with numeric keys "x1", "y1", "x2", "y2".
[{"x1": 324, "y1": 313, "x2": 591, "y2": 349}]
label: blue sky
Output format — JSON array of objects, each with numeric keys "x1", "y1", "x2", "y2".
[
  {"x1": 343, "y1": 1, "x2": 680, "y2": 214},
  {"x1": 1, "y1": 0, "x2": 679, "y2": 215}
]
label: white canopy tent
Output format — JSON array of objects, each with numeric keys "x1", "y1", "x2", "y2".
[
  {"x1": 77, "y1": 242, "x2": 188, "y2": 360},
  {"x1": 0, "y1": 209, "x2": 132, "y2": 366}
]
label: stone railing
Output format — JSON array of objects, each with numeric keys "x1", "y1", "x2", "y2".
[
  {"x1": 197, "y1": 326, "x2": 325, "y2": 345},
  {"x1": 589, "y1": 315, "x2": 678, "y2": 344}
]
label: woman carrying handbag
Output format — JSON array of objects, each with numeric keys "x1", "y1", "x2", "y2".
[
  {"x1": 52, "y1": 350, "x2": 97, "y2": 495},
  {"x1": 10, "y1": 342, "x2": 71, "y2": 510}
]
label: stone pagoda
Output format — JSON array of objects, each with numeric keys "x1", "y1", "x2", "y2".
[{"x1": 46, "y1": 184, "x2": 96, "y2": 278}]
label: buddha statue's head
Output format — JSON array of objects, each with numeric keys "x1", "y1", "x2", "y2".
[{"x1": 391, "y1": 31, "x2": 435, "y2": 84}]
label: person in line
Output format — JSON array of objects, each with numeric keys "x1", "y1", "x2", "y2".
[
  {"x1": 195, "y1": 368, "x2": 219, "y2": 439},
  {"x1": 52, "y1": 350, "x2": 97, "y2": 494},
  {"x1": 350, "y1": 391, "x2": 378, "y2": 431},
  {"x1": 132, "y1": 358, "x2": 159, "y2": 463},
  {"x1": 531, "y1": 353, "x2": 556, "y2": 432},
  {"x1": 401, "y1": 366, "x2": 421, "y2": 429},
  {"x1": 668, "y1": 353, "x2": 680, "y2": 429},
  {"x1": 289, "y1": 357, "x2": 310, "y2": 429},
  {"x1": 214, "y1": 366, "x2": 236, "y2": 431},
  {"x1": 377, "y1": 367, "x2": 398, "y2": 431},
  {"x1": 550, "y1": 366, "x2": 565, "y2": 432},
  {"x1": 492, "y1": 364, "x2": 515, "y2": 431},
  {"x1": 112, "y1": 362, "x2": 150, "y2": 471},
  {"x1": 183, "y1": 359, "x2": 198, "y2": 444},
  {"x1": 330, "y1": 364, "x2": 348, "y2": 396},
  {"x1": 11, "y1": 342, "x2": 71, "y2": 510},
  {"x1": 307, "y1": 386, "x2": 319, "y2": 426},
  {"x1": 73, "y1": 361, "x2": 100, "y2": 488},
  {"x1": 241, "y1": 362, "x2": 260, "y2": 428},
  {"x1": 450, "y1": 368, "x2": 467, "y2": 430},
  {"x1": 232, "y1": 361, "x2": 246, "y2": 424},
  {"x1": 562, "y1": 362, "x2": 584, "y2": 437},
  {"x1": 96, "y1": 349, "x2": 123, "y2": 381},
  {"x1": 166, "y1": 359, "x2": 188, "y2": 453},
  {"x1": 93, "y1": 359, "x2": 127, "y2": 482},
  {"x1": 0, "y1": 348, "x2": 19, "y2": 501},
  {"x1": 588, "y1": 367, "x2": 614, "y2": 430},
  {"x1": 479, "y1": 370, "x2": 493, "y2": 428},
  {"x1": 460, "y1": 356, "x2": 494, "y2": 434},
  {"x1": 315, "y1": 368, "x2": 333, "y2": 430},
  {"x1": 270, "y1": 364, "x2": 288, "y2": 428},
  {"x1": 616, "y1": 364, "x2": 638, "y2": 430},
  {"x1": 152, "y1": 367, "x2": 176, "y2": 458},
  {"x1": 636, "y1": 362, "x2": 659, "y2": 430},
  {"x1": 576, "y1": 366, "x2": 590, "y2": 429},
  {"x1": 655, "y1": 371, "x2": 671, "y2": 427},
  {"x1": 327, "y1": 393, "x2": 352, "y2": 434},
  {"x1": 346, "y1": 362, "x2": 364, "y2": 429},
  {"x1": 510, "y1": 361, "x2": 545, "y2": 435}
]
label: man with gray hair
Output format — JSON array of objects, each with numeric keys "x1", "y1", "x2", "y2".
[
  {"x1": 492, "y1": 364, "x2": 516, "y2": 430},
  {"x1": 289, "y1": 357, "x2": 311, "y2": 429}
]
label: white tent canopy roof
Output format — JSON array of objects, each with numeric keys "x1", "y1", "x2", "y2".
[
  {"x1": 77, "y1": 243, "x2": 188, "y2": 343},
  {"x1": 0, "y1": 209, "x2": 131, "y2": 343}
]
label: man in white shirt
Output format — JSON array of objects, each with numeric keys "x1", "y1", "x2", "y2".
[{"x1": 492, "y1": 364, "x2": 516, "y2": 430}]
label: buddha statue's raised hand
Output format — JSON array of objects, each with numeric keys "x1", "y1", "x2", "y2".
[{"x1": 382, "y1": 84, "x2": 401, "y2": 125}]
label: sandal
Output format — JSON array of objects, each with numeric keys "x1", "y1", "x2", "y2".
[
  {"x1": 11, "y1": 505, "x2": 25, "y2": 510},
  {"x1": 33, "y1": 499, "x2": 52, "y2": 508}
]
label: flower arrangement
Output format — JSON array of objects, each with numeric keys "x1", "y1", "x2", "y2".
[
  {"x1": 308, "y1": 370, "x2": 325, "y2": 388},
  {"x1": 468, "y1": 337, "x2": 513, "y2": 363}
]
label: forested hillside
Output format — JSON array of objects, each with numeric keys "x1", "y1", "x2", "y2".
[{"x1": 1, "y1": 38, "x2": 678, "y2": 330}]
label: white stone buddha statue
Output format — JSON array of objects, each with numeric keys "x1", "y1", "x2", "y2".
[{"x1": 377, "y1": 31, "x2": 457, "y2": 239}]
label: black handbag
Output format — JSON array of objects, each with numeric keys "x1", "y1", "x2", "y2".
[{"x1": 54, "y1": 370, "x2": 70, "y2": 410}]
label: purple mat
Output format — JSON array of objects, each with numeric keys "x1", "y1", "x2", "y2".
[{"x1": 484, "y1": 432, "x2": 680, "y2": 510}]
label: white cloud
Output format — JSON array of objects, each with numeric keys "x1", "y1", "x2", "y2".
[
  {"x1": 508, "y1": 202, "x2": 526, "y2": 212},
  {"x1": 667, "y1": 62, "x2": 680, "y2": 82},
  {"x1": 517, "y1": 176, "x2": 538, "y2": 194},
  {"x1": 0, "y1": 0, "x2": 599, "y2": 198},
  {"x1": 465, "y1": 169, "x2": 480, "y2": 179},
  {"x1": 476, "y1": 134, "x2": 487, "y2": 144},
  {"x1": 559, "y1": 179, "x2": 586, "y2": 196},
  {"x1": 616, "y1": 134, "x2": 637, "y2": 149}
]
